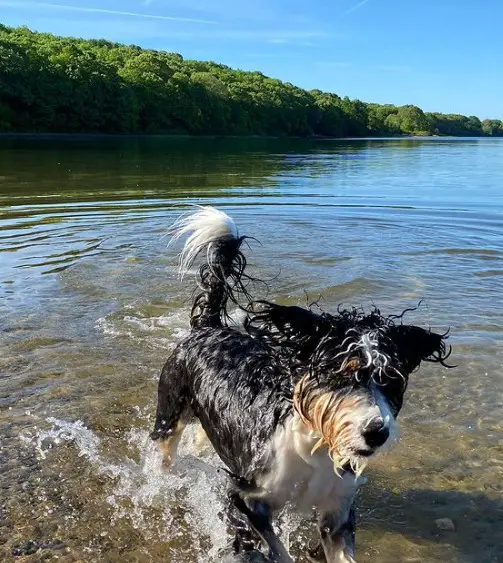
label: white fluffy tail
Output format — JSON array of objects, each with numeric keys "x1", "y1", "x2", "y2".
[{"x1": 169, "y1": 206, "x2": 239, "y2": 278}]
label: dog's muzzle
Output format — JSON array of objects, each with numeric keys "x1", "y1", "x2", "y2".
[{"x1": 362, "y1": 416, "x2": 390, "y2": 448}]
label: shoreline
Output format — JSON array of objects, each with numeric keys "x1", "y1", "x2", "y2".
[{"x1": 0, "y1": 132, "x2": 493, "y2": 141}]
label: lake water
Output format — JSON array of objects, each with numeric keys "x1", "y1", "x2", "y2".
[{"x1": 1, "y1": 136, "x2": 502, "y2": 563}]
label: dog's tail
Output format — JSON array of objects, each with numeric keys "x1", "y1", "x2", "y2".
[{"x1": 169, "y1": 206, "x2": 248, "y2": 329}]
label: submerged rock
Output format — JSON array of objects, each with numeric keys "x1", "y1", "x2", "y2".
[
  {"x1": 11, "y1": 540, "x2": 40, "y2": 556},
  {"x1": 11, "y1": 539, "x2": 66, "y2": 557},
  {"x1": 435, "y1": 517, "x2": 456, "y2": 531}
]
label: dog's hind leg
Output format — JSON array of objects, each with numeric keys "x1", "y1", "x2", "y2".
[
  {"x1": 150, "y1": 354, "x2": 190, "y2": 467},
  {"x1": 230, "y1": 494, "x2": 293, "y2": 563}
]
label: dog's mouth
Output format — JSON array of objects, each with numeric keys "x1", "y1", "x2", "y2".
[
  {"x1": 332, "y1": 446, "x2": 376, "y2": 477},
  {"x1": 337, "y1": 445, "x2": 379, "y2": 476},
  {"x1": 353, "y1": 447, "x2": 375, "y2": 458}
]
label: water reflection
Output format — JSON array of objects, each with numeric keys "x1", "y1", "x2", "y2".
[{"x1": 1, "y1": 136, "x2": 502, "y2": 562}]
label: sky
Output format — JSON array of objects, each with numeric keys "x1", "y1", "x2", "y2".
[{"x1": 1, "y1": 0, "x2": 502, "y2": 119}]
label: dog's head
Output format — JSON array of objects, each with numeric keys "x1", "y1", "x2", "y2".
[{"x1": 247, "y1": 303, "x2": 451, "y2": 475}]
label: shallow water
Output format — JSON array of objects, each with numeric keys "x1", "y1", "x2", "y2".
[{"x1": 1, "y1": 136, "x2": 502, "y2": 563}]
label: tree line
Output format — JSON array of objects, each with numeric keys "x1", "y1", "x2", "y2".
[{"x1": 1, "y1": 24, "x2": 502, "y2": 137}]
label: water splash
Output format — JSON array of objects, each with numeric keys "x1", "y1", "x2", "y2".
[
  {"x1": 95, "y1": 307, "x2": 190, "y2": 351},
  {"x1": 20, "y1": 417, "x2": 230, "y2": 560}
]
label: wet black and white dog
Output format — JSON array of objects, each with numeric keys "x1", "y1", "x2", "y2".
[{"x1": 151, "y1": 207, "x2": 451, "y2": 563}]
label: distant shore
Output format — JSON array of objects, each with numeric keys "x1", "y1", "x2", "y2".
[
  {"x1": 2, "y1": 25, "x2": 502, "y2": 140},
  {"x1": 0, "y1": 132, "x2": 491, "y2": 141}
]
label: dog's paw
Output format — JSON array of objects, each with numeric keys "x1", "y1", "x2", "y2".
[
  {"x1": 221, "y1": 552, "x2": 271, "y2": 562},
  {"x1": 306, "y1": 542, "x2": 325, "y2": 562},
  {"x1": 306, "y1": 544, "x2": 357, "y2": 563},
  {"x1": 337, "y1": 553, "x2": 357, "y2": 563},
  {"x1": 221, "y1": 548, "x2": 272, "y2": 562}
]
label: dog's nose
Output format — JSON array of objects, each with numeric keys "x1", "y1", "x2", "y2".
[{"x1": 363, "y1": 417, "x2": 389, "y2": 448}]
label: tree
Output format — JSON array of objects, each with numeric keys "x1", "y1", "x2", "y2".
[{"x1": 0, "y1": 24, "x2": 501, "y2": 137}]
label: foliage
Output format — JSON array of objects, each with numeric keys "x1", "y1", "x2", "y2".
[{"x1": 0, "y1": 25, "x2": 502, "y2": 137}]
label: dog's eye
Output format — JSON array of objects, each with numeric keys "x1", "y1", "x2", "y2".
[{"x1": 345, "y1": 357, "x2": 360, "y2": 373}]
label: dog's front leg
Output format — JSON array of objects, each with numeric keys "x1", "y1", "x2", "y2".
[
  {"x1": 308, "y1": 504, "x2": 356, "y2": 563},
  {"x1": 225, "y1": 491, "x2": 261, "y2": 554},
  {"x1": 231, "y1": 494, "x2": 293, "y2": 563}
]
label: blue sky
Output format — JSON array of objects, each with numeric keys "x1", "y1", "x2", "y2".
[{"x1": 1, "y1": 0, "x2": 501, "y2": 118}]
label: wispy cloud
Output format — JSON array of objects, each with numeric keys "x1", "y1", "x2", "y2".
[
  {"x1": 158, "y1": 0, "x2": 290, "y2": 24},
  {"x1": 175, "y1": 29, "x2": 328, "y2": 42},
  {"x1": 0, "y1": 1, "x2": 217, "y2": 24},
  {"x1": 344, "y1": 0, "x2": 371, "y2": 15}
]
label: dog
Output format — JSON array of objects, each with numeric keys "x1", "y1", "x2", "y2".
[{"x1": 151, "y1": 207, "x2": 451, "y2": 562}]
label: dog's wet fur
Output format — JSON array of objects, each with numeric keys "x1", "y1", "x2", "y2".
[{"x1": 151, "y1": 207, "x2": 452, "y2": 562}]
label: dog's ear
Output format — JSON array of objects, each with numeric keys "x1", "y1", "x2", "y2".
[
  {"x1": 387, "y1": 325, "x2": 451, "y2": 375},
  {"x1": 247, "y1": 302, "x2": 329, "y2": 336},
  {"x1": 246, "y1": 302, "x2": 331, "y2": 352},
  {"x1": 266, "y1": 304, "x2": 329, "y2": 337}
]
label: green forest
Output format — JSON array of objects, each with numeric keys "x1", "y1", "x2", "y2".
[{"x1": 1, "y1": 24, "x2": 502, "y2": 137}]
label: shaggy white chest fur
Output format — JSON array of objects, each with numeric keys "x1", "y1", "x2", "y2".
[{"x1": 255, "y1": 414, "x2": 358, "y2": 515}]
